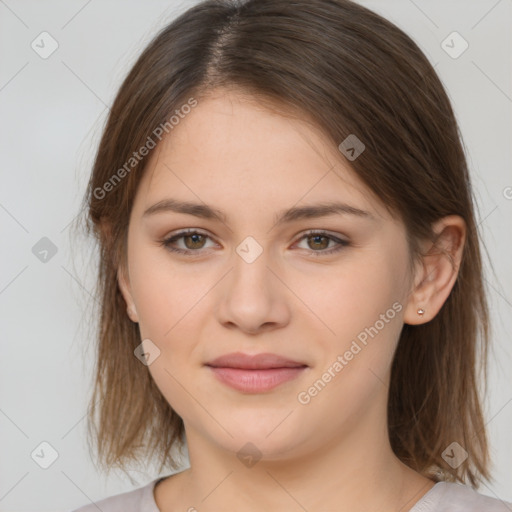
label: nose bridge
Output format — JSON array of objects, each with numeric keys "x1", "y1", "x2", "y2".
[
  {"x1": 235, "y1": 235, "x2": 266, "y2": 267},
  {"x1": 231, "y1": 234, "x2": 273, "y2": 296}
]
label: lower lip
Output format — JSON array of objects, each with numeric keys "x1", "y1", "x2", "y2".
[{"x1": 207, "y1": 366, "x2": 307, "y2": 393}]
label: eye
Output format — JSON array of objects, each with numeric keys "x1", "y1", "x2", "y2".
[
  {"x1": 161, "y1": 229, "x2": 217, "y2": 255},
  {"x1": 294, "y1": 230, "x2": 349, "y2": 255}
]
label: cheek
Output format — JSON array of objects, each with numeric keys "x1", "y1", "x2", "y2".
[
  {"x1": 128, "y1": 254, "x2": 210, "y2": 419},
  {"x1": 297, "y1": 249, "x2": 407, "y2": 387},
  {"x1": 299, "y1": 256, "x2": 403, "y2": 337},
  {"x1": 296, "y1": 263, "x2": 404, "y2": 427},
  {"x1": 128, "y1": 243, "x2": 209, "y2": 339}
]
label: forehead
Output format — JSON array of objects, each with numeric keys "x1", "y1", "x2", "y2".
[{"x1": 133, "y1": 89, "x2": 387, "y2": 221}]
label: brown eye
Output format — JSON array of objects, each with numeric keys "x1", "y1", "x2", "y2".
[
  {"x1": 307, "y1": 234, "x2": 330, "y2": 250},
  {"x1": 161, "y1": 230, "x2": 216, "y2": 255},
  {"x1": 183, "y1": 233, "x2": 207, "y2": 249},
  {"x1": 295, "y1": 230, "x2": 349, "y2": 256}
]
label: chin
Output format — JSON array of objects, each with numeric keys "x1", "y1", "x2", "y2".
[{"x1": 211, "y1": 419, "x2": 310, "y2": 459}]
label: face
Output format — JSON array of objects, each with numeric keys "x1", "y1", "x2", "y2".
[{"x1": 118, "y1": 88, "x2": 416, "y2": 461}]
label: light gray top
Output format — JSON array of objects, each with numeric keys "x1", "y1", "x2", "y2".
[{"x1": 69, "y1": 477, "x2": 512, "y2": 512}]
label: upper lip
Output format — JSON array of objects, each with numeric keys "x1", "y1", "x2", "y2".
[{"x1": 205, "y1": 352, "x2": 307, "y2": 370}]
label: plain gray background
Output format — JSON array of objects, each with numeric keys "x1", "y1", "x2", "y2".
[{"x1": 0, "y1": 0, "x2": 511, "y2": 510}]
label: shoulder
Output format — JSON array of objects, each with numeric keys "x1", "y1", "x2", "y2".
[
  {"x1": 412, "y1": 481, "x2": 512, "y2": 512},
  {"x1": 68, "y1": 478, "x2": 161, "y2": 512}
]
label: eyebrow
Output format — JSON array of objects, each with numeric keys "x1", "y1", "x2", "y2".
[{"x1": 142, "y1": 198, "x2": 374, "y2": 226}]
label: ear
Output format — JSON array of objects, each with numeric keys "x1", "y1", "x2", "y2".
[
  {"x1": 117, "y1": 263, "x2": 139, "y2": 323},
  {"x1": 100, "y1": 219, "x2": 139, "y2": 324},
  {"x1": 403, "y1": 215, "x2": 466, "y2": 325}
]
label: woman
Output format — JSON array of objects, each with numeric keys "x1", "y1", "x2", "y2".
[{"x1": 71, "y1": 0, "x2": 510, "y2": 510}]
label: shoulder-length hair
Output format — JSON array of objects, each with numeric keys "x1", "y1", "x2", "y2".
[{"x1": 79, "y1": 0, "x2": 490, "y2": 486}]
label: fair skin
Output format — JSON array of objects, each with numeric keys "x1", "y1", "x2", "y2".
[{"x1": 117, "y1": 88, "x2": 466, "y2": 512}]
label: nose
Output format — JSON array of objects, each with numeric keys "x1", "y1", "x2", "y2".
[{"x1": 214, "y1": 243, "x2": 291, "y2": 335}]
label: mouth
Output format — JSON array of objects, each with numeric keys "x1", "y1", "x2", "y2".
[{"x1": 205, "y1": 352, "x2": 308, "y2": 393}]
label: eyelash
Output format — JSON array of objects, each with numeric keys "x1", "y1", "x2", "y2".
[{"x1": 160, "y1": 229, "x2": 349, "y2": 257}]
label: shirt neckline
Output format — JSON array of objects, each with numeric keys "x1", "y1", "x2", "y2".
[
  {"x1": 409, "y1": 481, "x2": 445, "y2": 511},
  {"x1": 145, "y1": 475, "x2": 445, "y2": 512}
]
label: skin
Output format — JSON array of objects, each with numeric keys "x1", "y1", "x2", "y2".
[{"x1": 117, "y1": 88, "x2": 466, "y2": 512}]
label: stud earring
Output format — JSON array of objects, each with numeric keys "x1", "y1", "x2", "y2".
[{"x1": 417, "y1": 308, "x2": 425, "y2": 316}]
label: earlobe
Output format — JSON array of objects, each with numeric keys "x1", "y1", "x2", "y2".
[
  {"x1": 117, "y1": 266, "x2": 139, "y2": 323},
  {"x1": 403, "y1": 215, "x2": 466, "y2": 325}
]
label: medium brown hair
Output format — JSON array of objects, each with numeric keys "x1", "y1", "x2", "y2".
[{"x1": 77, "y1": 0, "x2": 491, "y2": 486}]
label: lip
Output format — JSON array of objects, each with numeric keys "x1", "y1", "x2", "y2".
[
  {"x1": 206, "y1": 352, "x2": 307, "y2": 369},
  {"x1": 205, "y1": 352, "x2": 308, "y2": 393}
]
